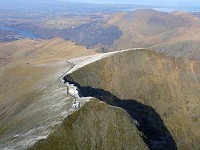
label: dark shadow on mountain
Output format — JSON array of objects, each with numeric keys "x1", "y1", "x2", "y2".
[
  {"x1": 64, "y1": 76, "x2": 177, "y2": 150},
  {"x1": 60, "y1": 20, "x2": 122, "y2": 48}
]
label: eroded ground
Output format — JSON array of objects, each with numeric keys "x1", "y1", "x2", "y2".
[{"x1": 0, "y1": 38, "x2": 96, "y2": 149}]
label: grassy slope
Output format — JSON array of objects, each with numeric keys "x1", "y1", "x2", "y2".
[
  {"x1": 67, "y1": 49, "x2": 200, "y2": 149},
  {"x1": 29, "y1": 99, "x2": 148, "y2": 150},
  {"x1": 107, "y1": 9, "x2": 200, "y2": 60}
]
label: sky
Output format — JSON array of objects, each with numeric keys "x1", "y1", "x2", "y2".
[
  {"x1": 0, "y1": 0, "x2": 199, "y2": 5},
  {"x1": 0, "y1": 0, "x2": 199, "y2": 10},
  {"x1": 64, "y1": 0, "x2": 199, "y2": 7}
]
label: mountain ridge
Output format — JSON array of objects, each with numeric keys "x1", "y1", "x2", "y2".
[{"x1": 63, "y1": 49, "x2": 200, "y2": 149}]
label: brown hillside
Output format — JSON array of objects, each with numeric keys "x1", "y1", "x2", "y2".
[
  {"x1": 0, "y1": 38, "x2": 96, "y2": 149},
  {"x1": 107, "y1": 9, "x2": 200, "y2": 60},
  {"x1": 29, "y1": 99, "x2": 148, "y2": 150},
  {"x1": 65, "y1": 49, "x2": 200, "y2": 149}
]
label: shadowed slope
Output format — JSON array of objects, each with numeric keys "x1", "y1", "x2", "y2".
[
  {"x1": 62, "y1": 78, "x2": 177, "y2": 150},
  {"x1": 64, "y1": 49, "x2": 200, "y2": 149}
]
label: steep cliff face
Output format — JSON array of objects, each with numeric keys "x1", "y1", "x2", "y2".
[
  {"x1": 65, "y1": 49, "x2": 200, "y2": 149},
  {"x1": 29, "y1": 99, "x2": 148, "y2": 150}
]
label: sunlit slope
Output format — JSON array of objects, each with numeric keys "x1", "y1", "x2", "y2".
[
  {"x1": 66, "y1": 49, "x2": 200, "y2": 149},
  {"x1": 107, "y1": 9, "x2": 200, "y2": 60},
  {"x1": 0, "y1": 38, "x2": 96, "y2": 65},
  {"x1": 0, "y1": 38, "x2": 96, "y2": 149},
  {"x1": 0, "y1": 38, "x2": 96, "y2": 125}
]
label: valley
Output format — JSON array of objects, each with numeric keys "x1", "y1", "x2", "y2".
[{"x1": 1, "y1": 7, "x2": 200, "y2": 59}]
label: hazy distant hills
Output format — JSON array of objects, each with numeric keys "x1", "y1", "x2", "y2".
[
  {"x1": 106, "y1": 9, "x2": 200, "y2": 60},
  {"x1": 58, "y1": 9, "x2": 200, "y2": 56},
  {"x1": 0, "y1": 29, "x2": 23, "y2": 42},
  {"x1": 2, "y1": 9, "x2": 200, "y2": 61}
]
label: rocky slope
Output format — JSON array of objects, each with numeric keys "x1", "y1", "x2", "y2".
[
  {"x1": 0, "y1": 38, "x2": 96, "y2": 149},
  {"x1": 63, "y1": 49, "x2": 200, "y2": 149}
]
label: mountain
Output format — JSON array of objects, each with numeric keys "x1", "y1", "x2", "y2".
[
  {"x1": 3, "y1": 9, "x2": 200, "y2": 60},
  {"x1": 1, "y1": 41, "x2": 200, "y2": 149},
  {"x1": 1, "y1": 9, "x2": 200, "y2": 150},
  {"x1": 106, "y1": 9, "x2": 200, "y2": 60},
  {"x1": 61, "y1": 49, "x2": 200, "y2": 149},
  {"x1": 0, "y1": 38, "x2": 96, "y2": 149},
  {"x1": 0, "y1": 38, "x2": 96, "y2": 65},
  {"x1": 30, "y1": 99, "x2": 148, "y2": 150}
]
